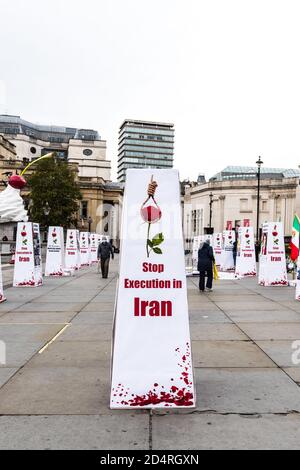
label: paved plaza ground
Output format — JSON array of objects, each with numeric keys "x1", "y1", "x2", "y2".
[{"x1": 0, "y1": 257, "x2": 300, "y2": 449}]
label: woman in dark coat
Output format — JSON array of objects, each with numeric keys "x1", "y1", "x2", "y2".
[{"x1": 197, "y1": 239, "x2": 215, "y2": 292}]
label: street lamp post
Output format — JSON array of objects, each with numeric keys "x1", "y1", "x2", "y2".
[
  {"x1": 208, "y1": 192, "x2": 218, "y2": 230},
  {"x1": 209, "y1": 192, "x2": 213, "y2": 228},
  {"x1": 43, "y1": 202, "x2": 51, "y2": 242},
  {"x1": 88, "y1": 216, "x2": 93, "y2": 233},
  {"x1": 255, "y1": 156, "x2": 263, "y2": 260}
]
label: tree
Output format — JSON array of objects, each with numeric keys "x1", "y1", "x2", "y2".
[{"x1": 27, "y1": 156, "x2": 82, "y2": 227}]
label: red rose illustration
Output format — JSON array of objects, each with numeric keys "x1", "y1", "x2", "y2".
[{"x1": 141, "y1": 176, "x2": 164, "y2": 257}]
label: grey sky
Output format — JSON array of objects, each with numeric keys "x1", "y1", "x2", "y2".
[{"x1": 1, "y1": 0, "x2": 300, "y2": 181}]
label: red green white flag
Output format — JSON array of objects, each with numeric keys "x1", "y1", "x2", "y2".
[{"x1": 290, "y1": 215, "x2": 300, "y2": 261}]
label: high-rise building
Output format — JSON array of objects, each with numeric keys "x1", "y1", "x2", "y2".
[{"x1": 117, "y1": 119, "x2": 174, "y2": 182}]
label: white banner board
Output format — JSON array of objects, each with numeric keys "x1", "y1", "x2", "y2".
[
  {"x1": 235, "y1": 226, "x2": 256, "y2": 277},
  {"x1": 258, "y1": 222, "x2": 288, "y2": 286},
  {"x1": 220, "y1": 230, "x2": 235, "y2": 271},
  {"x1": 90, "y1": 233, "x2": 98, "y2": 265},
  {"x1": 79, "y1": 232, "x2": 90, "y2": 266},
  {"x1": 65, "y1": 229, "x2": 80, "y2": 270},
  {"x1": 0, "y1": 255, "x2": 6, "y2": 302},
  {"x1": 110, "y1": 169, "x2": 195, "y2": 409},
  {"x1": 212, "y1": 232, "x2": 223, "y2": 267},
  {"x1": 45, "y1": 226, "x2": 65, "y2": 276},
  {"x1": 13, "y1": 222, "x2": 43, "y2": 287}
]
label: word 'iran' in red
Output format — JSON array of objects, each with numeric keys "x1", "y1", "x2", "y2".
[{"x1": 134, "y1": 297, "x2": 172, "y2": 317}]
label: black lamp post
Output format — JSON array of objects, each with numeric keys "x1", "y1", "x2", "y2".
[
  {"x1": 87, "y1": 216, "x2": 93, "y2": 233},
  {"x1": 255, "y1": 156, "x2": 263, "y2": 259},
  {"x1": 43, "y1": 202, "x2": 51, "y2": 241},
  {"x1": 209, "y1": 192, "x2": 218, "y2": 230}
]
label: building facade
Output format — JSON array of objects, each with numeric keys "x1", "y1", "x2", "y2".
[
  {"x1": 0, "y1": 115, "x2": 123, "y2": 243},
  {"x1": 0, "y1": 134, "x2": 16, "y2": 160},
  {"x1": 183, "y1": 166, "x2": 300, "y2": 248},
  {"x1": 117, "y1": 119, "x2": 174, "y2": 182}
]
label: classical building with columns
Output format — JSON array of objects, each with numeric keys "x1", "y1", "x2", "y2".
[
  {"x1": 0, "y1": 115, "x2": 123, "y2": 244},
  {"x1": 183, "y1": 166, "x2": 300, "y2": 247}
]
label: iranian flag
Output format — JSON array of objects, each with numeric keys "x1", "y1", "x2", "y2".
[{"x1": 290, "y1": 215, "x2": 300, "y2": 261}]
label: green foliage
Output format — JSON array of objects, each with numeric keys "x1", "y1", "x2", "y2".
[{"x1": 26, "y1": 157, "x2": 82, "y2": 227}]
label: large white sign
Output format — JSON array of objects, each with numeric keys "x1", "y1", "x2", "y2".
[
  {"x1": 258, "y1": 222, "x2": 288, "y2": 286},
  {"x1": 220, "y1": 230, "x2": 235, "y2": 271},
  {"x1": 65, "y1": 229, "x2": 80, "y2": 270},
  {"x1": 0, "y1": 255, "x2": 6, "y2": 302},
  {"x1": 80, "y1": 232, "x2": 90, "y2": 266},
  {"x1": 13, "y1": 222, "x2": 43, "y2": 287},
  {"x1": 235, "y1": 226, "x2": 256, "y2": 277},
  {"x1": 45, "y1": 226, "x2": 65, "y2": 276},
  {"x1": 89, "y1": 233, "x2": 98, "y2": 265},
  {"x1": 111, "y1": 169, "x2": 195, "y2": 409},
  {"x1": 212, "y1": 232, "x2": 223, "y2": 267}
]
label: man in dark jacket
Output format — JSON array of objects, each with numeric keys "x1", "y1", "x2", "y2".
[
  {"x1": 97, "y1": 239, "x2": 114, "y2": 278},
  {"x1": 197, "y1": 239, "x2": 215, "y2": 292}
]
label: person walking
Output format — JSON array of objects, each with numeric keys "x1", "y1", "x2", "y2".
[
  {"x1": 97, "y1": 239, "x2": 114, "y2": 278},
  {"x1": 197, "y1": 238, "x2": 215, "y2": 292}
]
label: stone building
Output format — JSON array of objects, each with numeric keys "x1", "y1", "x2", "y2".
[
  {"x1": 183, "y1": 166, "x2": 300, "y2": 247},
  {"x1": 0, "y1": 115, "x2": 123, "y2": 243}
]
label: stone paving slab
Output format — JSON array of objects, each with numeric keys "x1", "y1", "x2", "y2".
[
  {"x1": 215, "y1": 301, "x2": 280, "y2": 311},
  {"x1": 190, "y1": 324, "x2": 247, "y2": 341},
  {"x1": 226, "y1": 310, "x2": 300, "y2": 323},
  {"x1": 0, "y1": 368, "x2": 18, "y2": 387},
  {"x1": 0, "y1": 302, "x2": 29, "y2": 314},
  {"x1": 2, "y1": 341, "x2": 44, "y2": 367},
  {"x1": 58, "y1": 324, "x2": 112, "y2": 341},
  {"x1": 81, "y1": 302, "x2": 115, "y2": 312},
  {"x1": 239, "y1": 323, "x2": 300, "y2": 340},
  {"x1": 31, "y1": 295, "x2": 98, "y2": 303},
  {"x1": 0, "y1": 414, "x2": 149, "y2": 450},
  {"x1": 191, "y1": 341, "x2": 275, "y2": 368},
  {"x1": 0, "y1": 312, "x2": 74, "y2": 324},
  {"x1": 256, "y1": 341, "x2": 299, "y2": 368},
  {"x1": 283, "y1": 368, "x2": 300, "y2": 383},
  {"x1": 189, "y1": 311, "x2": 232, "y2": 324},
  {"x1": 193, "y1": 368, "x2": 300, "y2": 413},
  {"x1": 72, "y1": 310, "x2": 114, "y2": 325},
  {"x1": 152, "y1": 413, "x2": 300, "y2": 450},
  {"x1": 0, "y1": 324, "x2": 64, "y2": 342},
  {"x1": 27, "y1": 341, "x2": 111, "y2": 368},
  {"x1": 0, "y1": 366, "x2": 111, "y2": 415},
  {"x1": 14, "y1": 302, "x2": 86, "y2": 312}
]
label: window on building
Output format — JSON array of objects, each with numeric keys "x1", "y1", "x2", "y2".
[
  {"x1": 80, "y1": 201, "x2": 88, "y2": 219},
  {"x1": 240, "y1": 198, "x2": 248, "y2": 211},
  {"x1": 261, "y1": 200, "x2": 268, "y2": 211}
]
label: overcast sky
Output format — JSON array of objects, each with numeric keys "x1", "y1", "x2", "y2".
[{"x1": 1, "y1": 0, "x2": 300, "y2": 181}]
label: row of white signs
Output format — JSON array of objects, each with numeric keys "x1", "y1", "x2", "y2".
[
  {"x1": 192, "y1": 222, "x2": 288, "y2": 286},
  {"x1": 192, "y1": 227, "x2": 257, "y2": 277},
  {"x1": 10, "y1": 223, "x2": 110, "y2": 287}
]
